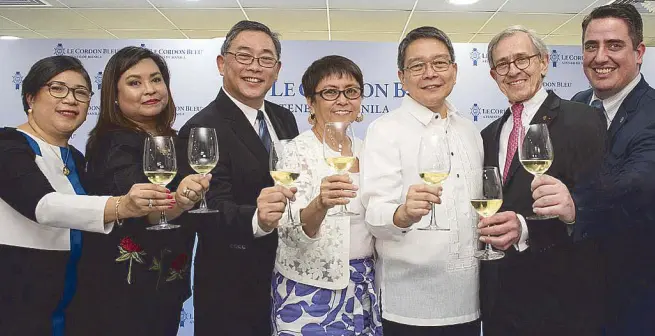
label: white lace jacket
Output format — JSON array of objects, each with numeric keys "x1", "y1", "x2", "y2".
[{"x1": 275, "y1": 130, "x2": 371, "y2": 290}]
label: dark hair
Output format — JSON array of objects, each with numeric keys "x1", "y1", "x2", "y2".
[
  {"x1": 301, "y1": 55, "x2": 364, "y2": 103},
  {"x1": 21, "y1": 55, "x2": 91, "y2": 114},
  {"x1": 582, "y1": 4, "x2": 643, "y2": 49},
  {"x1": 221, "y1": 20, "x2": 282, "y2": 59},
  {"x1": 397, "y1": 26, "x2": 455, "y2": 71},
  {"x1": 86, "y1": 46, "x2": 176, "y2": 156}
]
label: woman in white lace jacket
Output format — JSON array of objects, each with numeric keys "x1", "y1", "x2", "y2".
[{"x1": 271, "y1": 55, "x2": 382, "y2": 335}]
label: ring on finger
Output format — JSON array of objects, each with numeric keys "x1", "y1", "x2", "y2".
[
  {"x1": 148, "y1": 198, "x2": 153, "y2": 209},
  {"x1": 183, "y1": 188, "x2": 191, "y2": 198}
]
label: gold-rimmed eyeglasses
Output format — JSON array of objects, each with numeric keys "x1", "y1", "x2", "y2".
[{"x1": 225, "y1": 51, "x2": 279, "y2": 68}]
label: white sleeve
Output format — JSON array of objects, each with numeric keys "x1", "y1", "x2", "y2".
[
  {"x1": 513, "y1": 213, "x2": 530, "y2": 252},
  {"x1": 35, "y1": 193, "x2": 113, "y2": 233}
]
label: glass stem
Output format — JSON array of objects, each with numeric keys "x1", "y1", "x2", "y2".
[
  {"x1": 430, "y1": 202, "x2": 436, "y2": 228},
  {"x1": 199, "y1": 189, "x2": 208, "y2": 210},
  {"x1": 287, "y1": 199, "x2": 294, "y2": 223},
  {"x1": 159, "y1": 211, "x2": 167, "y2": 225}
]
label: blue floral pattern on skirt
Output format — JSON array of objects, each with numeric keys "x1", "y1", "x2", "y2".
[{"x1": 271, "y1": 257, "x2": 383, "y2": 335}]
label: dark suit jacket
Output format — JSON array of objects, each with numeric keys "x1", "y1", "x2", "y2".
[
  {"x1": 571, "y1": 76, "x2": 655, "y2": 336},
  {"x1": 177, "y1": 89, "x2": 299, "y2": 336},
  {"x1": 480, "y1": 91, "x2": 607, "y2": 336}
]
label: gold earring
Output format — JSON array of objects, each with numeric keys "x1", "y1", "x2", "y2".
[
  {"x1": 308, "y1": 112, "x2": 316, "y2": 125},
  {"x1": 355, "y1": 113, "x2": 364, "y2": 122},
  {"x1": 27, "y1": 108, "x2": 33, "y2": 114}
]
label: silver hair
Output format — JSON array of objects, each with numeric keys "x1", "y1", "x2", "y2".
[{"x1": 487, "y1": 25, "x2": 549, "y2": 68}]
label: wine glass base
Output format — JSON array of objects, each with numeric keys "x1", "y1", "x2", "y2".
[
  {"x1": 475, "y1": 249, "x2": 504, "y2": 261},
  {"x1": 189, "y1": 208, "x2": 220, "y2": 214},
  {"x1": 146, "y1": 223, "x2": 180, "y2": 231},
  {"x1": 525, "y1": 214, "x2": 558, "y2": 220},
  {"x1": 417, "y1": 226, "x2": 450, "y2": 231},
  {"x1": 328, "y1": 211, "x2": 360, "y2": 217}
]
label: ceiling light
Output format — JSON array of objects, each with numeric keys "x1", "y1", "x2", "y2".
[
  {"x1": 448, "y1": 0, "x2": 480, "y2": 5},
  {"x1": 0, "y1": 36, "x2": 20, "y2": 40}
]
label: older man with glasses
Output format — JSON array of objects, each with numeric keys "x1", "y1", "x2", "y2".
[{"x1": 478, "y1": 25, "x2": 607, "y2": 336}]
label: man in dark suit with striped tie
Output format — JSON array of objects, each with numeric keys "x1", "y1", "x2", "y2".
[
  {"x1": 531, "y1": 4, "x2": 655, "y2": 335},
  {"x1": 178, "y1": 20, "x2": 299, "y2": 336}
]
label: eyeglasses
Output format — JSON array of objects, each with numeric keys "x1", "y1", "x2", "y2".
[
  {"x1": 225, "y1": 51, "x2": 279, "y2": 68},
  {"x1": 45, "y1": 81, "x2": 93, "y2": 103},
  {"x1": 314, "y1": 87, "x2": 363, "y2": 101},
  {"x1": 403, "y1": 59, "x2": 453, "y2": 76},
  {"x1": 492, "y1": 54, "x2": 541, "y2": 76}
]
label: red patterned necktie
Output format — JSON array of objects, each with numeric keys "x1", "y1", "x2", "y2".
[{"x1": 503, "y1": 103, "x2": 524, "y2": 183}]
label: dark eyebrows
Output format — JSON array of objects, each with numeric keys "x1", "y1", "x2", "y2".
[{"x1": 125, "y1": 72, "x2": 162, "y2": 80}]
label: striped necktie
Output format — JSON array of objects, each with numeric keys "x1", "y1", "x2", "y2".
[{"x1": 257, "y1": 110, "x2": 271, "y2": 153}]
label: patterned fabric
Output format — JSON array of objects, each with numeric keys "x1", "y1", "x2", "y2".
[
  {"x1": 503, "y1": 103, "x2": 524, "y2": 182},
  {"x1": 258, "y1": 110, "x2": 272, "y2": 153},
  {"x1": 272, "y1": 257, "x2": 383, "y2": 336}
]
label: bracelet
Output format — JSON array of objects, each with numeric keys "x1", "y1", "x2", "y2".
[{"x1": 115, "y1": 196, "x2": 124, "y2": 226}]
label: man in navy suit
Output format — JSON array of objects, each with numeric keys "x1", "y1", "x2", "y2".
[{"x1": 531, "y1": 4, "x2": 655, "y2": 335}]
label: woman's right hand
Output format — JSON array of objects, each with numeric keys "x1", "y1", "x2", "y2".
[
  {"x1": 119, "y1": 183, "x2": 174, "y2": 218},
  {"x1": 316, "y1": 174, "x2": 358, "y2": 210}
]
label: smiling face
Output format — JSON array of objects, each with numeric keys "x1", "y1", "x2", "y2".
[
  {"x1": 583, "y1": 17, "x2": 645, "y2": 99},
  {"x1": 490, "y1": 32, "x2": 548, "y2": 104},
  {"x1": 116, "y1": 57, "x2": 170, "y2": 131},
  {"x1": 26, "y1": 70, "x2": 90, "y2": 140},
  {"x1": 218, "y1": 30, "x2": 281, "y2": 109},
  {"x1": 308, "y1": 74, "x2": 362, "y2": 128},
  {"x1": 398, "y1": 37, "x2": 457, "y2": 112}
]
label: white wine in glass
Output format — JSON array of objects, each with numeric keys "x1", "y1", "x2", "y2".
[
  {"x1": 471, "y1": 167, "x2": 505, "y2": 261},
  {"x1": 323, "y1": 121, "x2": 360, "y2": 217},
  {"x1": 417, "y1": 127, "x2": 451, "y2": 231},
  {"x1": 188, "y1": 127, "x2": 219, "y2": 214},
  {"x1": 519, "y1": 123, "x2": 557, "y2": 220},
  {"x1": 270, "y1": 140, "x2": 303, "y2": 226},
  {"x1": 143, "y1": 136, "x2": 179, "y2": 230}
]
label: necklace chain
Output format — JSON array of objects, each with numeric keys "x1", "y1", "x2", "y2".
[{"x1": 26, "y1": 123, "x2": 71, "y2": 176}]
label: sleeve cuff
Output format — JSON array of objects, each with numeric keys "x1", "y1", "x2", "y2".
[
  {"x1": 514, "y1": 213, "x2": 530, "y2": 252},
  {"x1": 35, "y1": 193, "x2": 112, "y2": 233},
  {"x1": 252, "y1": 210, "x2": 274, "y2": 238},
  {"x1": 365, "y1": 203, "x2": 414, "y2": 240}
]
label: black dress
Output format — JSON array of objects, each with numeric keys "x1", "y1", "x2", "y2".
[
  {"x1": 0, "y1": 127, "x2": 99, "y2": 336},
  {"x1": 67, "y1": 129, "x2": 195, "y2": 336}
]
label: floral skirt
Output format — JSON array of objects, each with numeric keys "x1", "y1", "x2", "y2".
[{"x1": 271, "y1": 257, "x2": 383, "y2": 336}]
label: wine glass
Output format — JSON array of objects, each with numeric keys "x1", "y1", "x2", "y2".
[
  {"x1": 417, "y1": 126, "x2": 451, "y2": 231},
  {"x1": 143, "y1": 136, "x2": 179, "y2": 230},
  {"x1": 519, "y1": 123, "x2": 557, "y2": 220},
  {"x1": 323, "y1": 121, "x2": 359, "y2": 217},
  {"x1": 187, "y1": 127, "x2": 219, "y2": 214},
  {"x1": 269, "y1": 139, "x2": 303, "y2": 226},
  {"x1": 471, "y1": 167, "x2": 505, "y2": 261}
]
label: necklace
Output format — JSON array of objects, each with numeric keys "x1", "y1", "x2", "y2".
[{"x1": 26, "y1": 123, "x2": 71, "y2": 176}]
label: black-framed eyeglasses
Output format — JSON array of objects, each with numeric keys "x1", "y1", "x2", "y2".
[
  {"x1": 492, "y1": 54, "x2": 541, "y2": 76},
  {"x1": 45, "y1": 81, "x2": 93, "y2": 103},
  {"x1": 314, "y1": 87, "x2": 363, "y2": 101},
  {"x1": 225, "y1": 51, "x2": 279, "y2": 68},
  {"x1": 403, "y1": 59, "x2": 453, "y2": 76}
]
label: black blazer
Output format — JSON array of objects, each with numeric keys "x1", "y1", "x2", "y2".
[
  {"x1": 177, "y1": 89, "x2": 299, "y2": 336},
  {"x1": 571, "y1": 76, "x2": 655, "y2": 336},
  {"x1": 480, "y1": 91, "x2": 606, "y2": 336}
]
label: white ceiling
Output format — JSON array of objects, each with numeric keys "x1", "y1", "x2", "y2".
[{"x1": 0, "y1": 0, "x2": 654, "y2": 45}]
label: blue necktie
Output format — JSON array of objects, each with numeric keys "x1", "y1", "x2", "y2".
[
  {"x1": 257, "y1": 110, "x2": 271, "y2": 153},
  {"x1": 591, "y1": 99, "x2": 605, "y2": 114}
]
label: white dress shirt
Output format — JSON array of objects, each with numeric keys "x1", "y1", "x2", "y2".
[
  {"x1": 275, "y1": 130, "x2": 374, "y2": 290},
  {"x1": 360, "y1": 95, "x2": 482, "y2": 326},
  {"x1": 497, "y1": 88, "x2": 550, "y2": 251},
  {"x1": 590, "y1": 73, "x2": 641, "y2": 129},
  {"x1": 222, "y1": 88, "x2": 279, "y2": 238}
]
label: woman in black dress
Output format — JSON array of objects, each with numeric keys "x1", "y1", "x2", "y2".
[
  {"x1": 0, "y1": 56, "x2": 174, "y2": 336},
  {"x1": 67, "y1": 46, "x2": 210, "y2": 336}
]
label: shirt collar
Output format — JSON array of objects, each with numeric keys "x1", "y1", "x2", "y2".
[
  {"x1": 222, "y1": 87, "x2": 265, "y2": 122},
  {"x1": 591, "y1": 73, "x2": 641, "y2": 115},
  {"x1": 403, "y1": 95, "x2": 458, "y2": 126},
  {"x1": 511, "y1": 86, "x2": 548, "y2": 122}
]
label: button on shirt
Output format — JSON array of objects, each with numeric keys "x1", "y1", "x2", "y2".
[
  {"x1": 361, "y1": 95, "x2": 483, "y2": 326},
  {"x1": 222, "y1": 89, "x2": 279, "y2": 238}
]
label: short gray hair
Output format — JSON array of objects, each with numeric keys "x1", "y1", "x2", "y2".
[
  {"x1": 487, "y1": 25, "x2": 548, "y2": 68},
  {"x1": 397, "y1": 26, "x2": 455, "y2": 71},
  {"x1": 221, "y1": 20, "x2": 282, "y2": 59}
]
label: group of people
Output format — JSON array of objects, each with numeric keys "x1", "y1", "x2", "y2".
[{"x1": 0, "y1": 3, "x2": 653, "y2": 336}]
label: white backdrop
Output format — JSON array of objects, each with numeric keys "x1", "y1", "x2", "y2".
[{"x1": 2, "y1": 39, "x2": 655, "y2": 335}]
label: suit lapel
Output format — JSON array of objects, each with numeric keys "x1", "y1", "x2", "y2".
[
  {"x1": 217, "y1": 90, "x2": 270, "y2": 168},
  {"x1": 607, "y1": 77, "x2": 647, "y2": 146},
  {"x1": 491, "y1": 110, "x2": 509, "y2": 170},
  {"x1": 504, "y1": 91, "x2": 560, "y2": 187},
  {"x1": 264, "y1": 101, "x2": 289, "y2": 140}
]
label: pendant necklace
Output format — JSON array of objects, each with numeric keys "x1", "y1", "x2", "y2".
[{"x1": 27, "y1": 123, "x2": 71, "y2": 176}]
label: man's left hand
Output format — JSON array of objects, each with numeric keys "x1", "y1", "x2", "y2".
[{"x1": 478, "y1": 211, "x2": 522, "y2": 251}]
